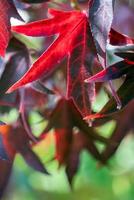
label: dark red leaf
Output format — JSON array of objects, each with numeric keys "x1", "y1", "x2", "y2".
[
  {"x1": 101, "y1": 100, "x2": 134, "y2": 162},
  {"x1": 66, "y1": 130, "x2": 103, "y2": 185},
  {"x1": 0, "y1": 124, "x2": 49, "y2": 174},
  {"x1": 110, "y1": 28, "x2": 134, "y2": 46},
  {"x1": 55, "y1": 129, "x2": 72, "y2": 166},
  {"x1": 84, "y1": 71, "x2": 134, "y2": 120},
  {"x1": 85, "y1": 61, "x2": 133, "y2": 83},
  {"x1": 44, "y1": 99, "x2": 107, "y2": 143},
  {"x1": 42, "y1": 98, "x2": 107, "y2": 173},
  {"x1": 21, "y1": 147, "x2": 50, "y2": 174},
  {"x1": 43, "y1": 99, "x2": 73, "y2": 165},
  {"x1": 0, "y1": 160, "x2": 13, "y2": 198},
  {"x1": 42, "y1": 98, "x2": 105, "y2": 181},
  {"x1": 12, "y1": 125, "x2": 49, "y2": 174}
]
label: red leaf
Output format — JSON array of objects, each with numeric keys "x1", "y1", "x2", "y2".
[
  {"x1": 66, "y1": 131, "x2": 102, "y2": 185},
  {"x1": 55, "y1": 129, "x2": 72, "y2": 166},
  {"x1": 0, "y1": 124, "x2": 49, "y2": 174},
  {"x1": 70, "y1": 130, "x2": 103, "y2": 163},
  {"x1": 41, "y1": 98, "x2": 105, "y2": 181},
  {"x1": 8, "y1": 9, "x2": 97, "y2": 117},
  {"x1": 0, "y1": 0, "x2": 23, "y2": 57},
  {"x1": 84, "y1": 28, "x2": 134, "y2": 114},
  {"x1": 84, "y1": 71, "x2": 134, "y2": 121},
  {"x1": 42, "y1": 98, "x2": 107, "y2": 166},
  {"x1": 110, "y1": 28, "x2": 134, "y2": 46},
  {"x1": 85, "y1": 61, "x2": 133, "y2": 83}
]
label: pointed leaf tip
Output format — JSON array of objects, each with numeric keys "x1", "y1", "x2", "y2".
[
  {"x1": 6, "y1": 87, "x2": 15, "y2": 94},
  {"x1": 85, "y1": 70, "x2": 107, "y2": 83},
  {"x1": 83, "y1": 113, "x2": 105, "y2": 120},
  {"x1": 6, "y1": 81, "x2": 22, "y2": 94}
]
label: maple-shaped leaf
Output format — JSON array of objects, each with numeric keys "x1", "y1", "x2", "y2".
[
  {"x1": 42, "y1": 98, "x2": 106, "y2": 173},
  {"x1": 89, "y1": 0, "x2": 115, "y2": 66},
  {"x1": 0, "y1": 36, "x2": 49, "y2": 114},
  {"x1": 8, "y1": 9, "x2": 98, "y2": 117},
  {"x1": 41, "y1": 98, "x2": 107, "y2": 183},
  {"x1": 0, "y1": 0, "x2": 23, "y2": 57}
]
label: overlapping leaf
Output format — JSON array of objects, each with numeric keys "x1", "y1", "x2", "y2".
[
  {"x1": 85, "y1": 29, "x2": 134, "y2": 84},
  {"x1": 8, "y1": 9, "x2": 98, "y2": 117},
  {"x1": 84, "y1": 29, "x2": 134, "y2": 120},
  {"x1": 0, "y1": 37, "x2": 29, "y2": 100},
  {"x1": 0, "y1": 0, "x2": 133, "y2": 194},
  {"x1": 110, "y1": 28, "x2": 134, "y2": 46},
  {"x1": 41, "y1": 98, "x2": 107, "y2": 183},
  {"x1": 0, "y1": 124, "x2": 49, "y2": 173},
  {"x1": 85, "y1": 60, "x2": 134, "y2": 83},
  {"x1": 84, "y1": 71, "x2": 134, "y2": 120}
]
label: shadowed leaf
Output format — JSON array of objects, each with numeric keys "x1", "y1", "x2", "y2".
[
  {"x1": 85, "y1": 61, "x2": 133, "y2": 83},
  {"x1": 0, "y1": 160, "x2": 13, "y2": 198},
  {"x1": 101, "y1": 100, "x2": 134, "y2": 162},
  {"x1": 89, "y1": 0, "x2": 115, "y2": 66},
  {"x1": 84, "y1": 71, "x2": 134, "y2": 120}
]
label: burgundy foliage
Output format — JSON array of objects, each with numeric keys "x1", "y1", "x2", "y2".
[{"x1": 0, "y1": 0, "x2": 134, "y2": 196}]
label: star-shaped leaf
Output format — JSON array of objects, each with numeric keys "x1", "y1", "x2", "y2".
[
  {"x1": 41, "y1": 98, "x2": 107, "y2": 182},
  {"x1": 8, "y1": 9, "x2": 98, "y2": 117}
]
